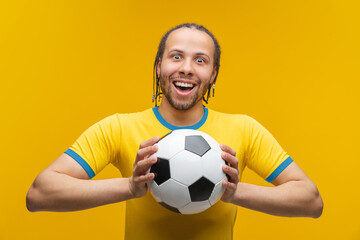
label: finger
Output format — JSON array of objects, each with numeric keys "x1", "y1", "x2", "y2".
[
  {"x1": 139, "y1": 136, "x2": 160, "y2": 149},
  {"x1": 220, "y1": 144, "x2": 236, "y2": 156},
  {"x1": 135, "y1": 145, "x2": 158, "y2": 164},
  {"x1": 222, "y1": 179, "x2": 237, "y2": 191},
  {"x1": 221, "y1": 151, "x2": 239, "y2": 169},
  {"x1": 222, "y1": 165, "x2": 239, "y2": 183},
  {"x1": 134, "y1": 172, "x2": 156, "y2": 184},
  {"x1": 134, "y1": 156, "x2": 158, "y2": 176}
]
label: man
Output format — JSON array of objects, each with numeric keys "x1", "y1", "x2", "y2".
[{"x1": 26, "y1": 23, "x2": 323, "y2": 240}]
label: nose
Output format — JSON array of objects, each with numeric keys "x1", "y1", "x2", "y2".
[{"x1": 179, "y1": 58, "x2": 194, "y2": 76}]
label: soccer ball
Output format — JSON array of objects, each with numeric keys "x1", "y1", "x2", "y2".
[{"x1": 147, "y1": 129, "x2": 227, "y2": 214}]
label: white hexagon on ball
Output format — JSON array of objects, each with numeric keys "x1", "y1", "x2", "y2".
[
  {"x1": 155, "y1": 133, "x2": 185, "y2": 160},
  {"x1": 148, "y1": 181, "x2": 162, "y2": 203},
  {"x1": 209, "y1": 178, "x2": 226, "y2": 205},
  {"x1": 157, "y1": 179, "x2": 191, "y2": 209},
  {"x1": 202, "y1": 149, "x2": 227, "y2": 184},
  {"x1": 170, "y1": 150, "x2": 203, "y2": 186},
  {"x1": 179, "y1": 200, "x2": 211, "y2": 215}
]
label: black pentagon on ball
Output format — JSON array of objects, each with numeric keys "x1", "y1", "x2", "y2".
[
  {"x1": 150, "y1": 158, "x2": 170, "y2": 185},
  {"x1": 188, "y1": 177, "x2": 215, "y2": 202},
  {"x1": 159, "y1": 202, "x2": 181, "y2": 214},
  {"x1": 185, "y1": 135, "x2": 211, "y2": 157}
]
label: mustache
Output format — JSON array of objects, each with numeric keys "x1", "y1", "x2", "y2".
[{"x1": 169, "y1": 75, "x2": 199, "y2": 83}]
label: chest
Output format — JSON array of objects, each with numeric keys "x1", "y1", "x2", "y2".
[{"x1": 114, "y1": 124, "x2": 247, "y2": 180}]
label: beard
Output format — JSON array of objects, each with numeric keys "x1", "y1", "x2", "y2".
[{"x1": 159, "y1": 73, "x2": 210, "y2": 111}]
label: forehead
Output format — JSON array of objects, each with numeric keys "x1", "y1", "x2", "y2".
[{"x1": 164, "y1": 27, "x2": 215, "y2": 58}]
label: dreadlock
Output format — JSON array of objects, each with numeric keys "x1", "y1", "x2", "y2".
[{"x1": 152, "y1": 23, "x2": 221, "y2": 106}]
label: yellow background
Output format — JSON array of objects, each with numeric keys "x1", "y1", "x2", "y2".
[{"x1": 1, "y1": 0, "x2": 359, "y2": 239}]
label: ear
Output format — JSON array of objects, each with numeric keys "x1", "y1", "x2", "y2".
[
  {"x1": 156, "y1": 59, "x2": 161, "y2": 78},
  {"x1": 210, "y1": 67, "x2": 217, "y2": 84}
]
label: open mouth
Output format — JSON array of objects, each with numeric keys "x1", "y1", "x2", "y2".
[{"x1": 173, "y1": 81, "x2": 195, "y2": 92}]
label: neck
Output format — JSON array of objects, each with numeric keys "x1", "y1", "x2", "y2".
[{"x1": 157, "y1": 100, "x2": 205, "y2": 127}]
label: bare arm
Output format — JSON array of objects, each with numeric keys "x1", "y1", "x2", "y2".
[
  {"x1": 26, "y1": 153, "x2": 132, "y2": 212},
  {"x1": 26, "y1": 137, "x2": 159, "y2": 212},
  {"x1": 233, "y1": 163, "x2": 323, "y2": 218},
  {"x1": 220, "y1": 145, "x2": 323, "y2": 218}
]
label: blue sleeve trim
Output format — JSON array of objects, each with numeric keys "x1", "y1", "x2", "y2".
[
  {"x1": 152, "y1": 106, "x2": 208, "y2": 130},
  {"x1": 265, "y1": 156, "x2": 293, "y2": 183},
  {"x1": 64, "y1": 149, "x2": 95, "y2": 179}
]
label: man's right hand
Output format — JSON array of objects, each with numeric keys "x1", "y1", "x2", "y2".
[{"x1": 128, "y1": 136, "x2": 159, "y2": 199}]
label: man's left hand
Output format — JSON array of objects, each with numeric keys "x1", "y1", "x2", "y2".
[{"x1": 220, "y1": 144, "x2": 239, "y2": 203}]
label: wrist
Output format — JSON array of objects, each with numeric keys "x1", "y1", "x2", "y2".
[
  {"x1": 112, "y1": 177, "x2": 137, "y2": 202},
  {"x1": 232, "y1": 182, "x2": 258, "y2": 207},
  {"x1": 229, "y1": 182, "x2": 245, "y2": 205},
  {"x1": 126, "y1": 177, "x2": 137, "y2": 200}
]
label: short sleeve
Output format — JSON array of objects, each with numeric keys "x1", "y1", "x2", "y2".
[
  {"x1": 64, "y1": 114, "x2": 120, "y2": 179},
  {"x1": 245, "y1": 116, "x2": 293, "y2": 182}
]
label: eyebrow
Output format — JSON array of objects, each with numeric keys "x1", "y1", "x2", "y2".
[{"x1": 168, "y1": 49, "x2": 210, "y2": 60}]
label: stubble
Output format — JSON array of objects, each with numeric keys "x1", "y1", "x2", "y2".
[{"x1": 159, "y1": 74, "x2": 210, "y2": 111}]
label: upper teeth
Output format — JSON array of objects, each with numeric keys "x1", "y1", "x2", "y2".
[{"x1": 174, "y1": 82, "x2": 194, "y2": 88}]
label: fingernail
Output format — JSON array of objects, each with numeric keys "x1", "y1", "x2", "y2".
[{"x1": 154, "y1": 136, "x2": 160, "y2": 141}]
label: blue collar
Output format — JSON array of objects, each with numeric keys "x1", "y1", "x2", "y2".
[{"x1": 152, "y1": 107, "x2": 208, "y2": 131}]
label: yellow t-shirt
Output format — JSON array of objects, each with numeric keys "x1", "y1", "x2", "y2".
[{"x1": 65, "y1": 107, "x2": 292, "y2": 240}]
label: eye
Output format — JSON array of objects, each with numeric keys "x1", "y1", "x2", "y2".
[
  {"x1": 196, "y1": 57, "x2": 205, "y2": 63},
  {"x1": 172, "y1": 54, "x2": 181, "y2": 60}
]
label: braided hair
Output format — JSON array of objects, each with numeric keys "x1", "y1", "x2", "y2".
[{"x1": 152, "y1": 23, "x2": 221, "y2": 106}]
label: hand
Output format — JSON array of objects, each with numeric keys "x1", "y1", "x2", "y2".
[
  {"x1": 220, "y1": 144, "x2": 240, "y2": 203},
  {"x1": 128, "y1": 136, "x2": 159, "y2": 199}
]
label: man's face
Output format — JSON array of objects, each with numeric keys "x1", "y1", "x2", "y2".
[{"x1": 157, "y1": 27, "x2": 217, "y2": 110}]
